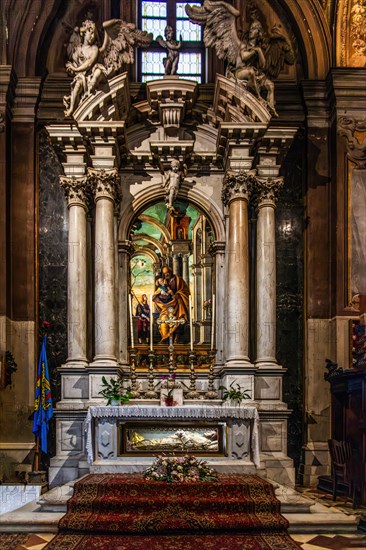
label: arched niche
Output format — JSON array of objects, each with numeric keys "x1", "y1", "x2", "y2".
[{"x1": 125, "y1": 198, "x2": 218, "y2": 364}]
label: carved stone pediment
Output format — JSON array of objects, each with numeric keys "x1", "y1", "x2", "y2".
[
  {"x1": 72, "y1": 73, "x2": 130, "y2": 123},
  {"x1": 210, "y1": 75, "x2": 272, "y2": 125},
  {"x1": 146, "y1": 78, "x2": 198, "y2": 129}
]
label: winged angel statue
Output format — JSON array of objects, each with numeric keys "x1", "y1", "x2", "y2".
[
  {"x1": 64, "y1": 19, "x2": 152, "y2": 117},
  {"x1": 185, "y1": 1, "x2": 295, "y2": 115}
]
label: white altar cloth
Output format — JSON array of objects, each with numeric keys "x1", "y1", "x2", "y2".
[{"x1": 85, "y1": 404, "x2": 260, "y2": 467}]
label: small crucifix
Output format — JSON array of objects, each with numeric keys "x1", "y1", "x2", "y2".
[{"x1": 157, "y1": 307, "x2": 185, "y2": 376}]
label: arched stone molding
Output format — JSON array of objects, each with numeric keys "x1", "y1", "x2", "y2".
[
  {"x1": 131, "y1": 234, "x2": 166, "y2": 257},
  {"x1": 118, "y1": 183, "x2": 226, "y2": 244},
  {"x1": 138, "y1": 214, "x2": 171, "y2": 243},
  {"x1": 131, "y1": 247, "x2": 160, "y2": 266}
]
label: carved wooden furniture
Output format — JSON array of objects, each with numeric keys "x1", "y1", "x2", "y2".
[
  {"x1": 327, "y1": 369, "x2": 366, "y2": 506},
  {"x1": 327, "y1": 439, "x2": 352, "y2": 501}
]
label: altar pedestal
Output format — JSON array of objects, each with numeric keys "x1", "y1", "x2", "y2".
[{"x1": 85, "y1": 405, "x2": 260, "y2": 473}]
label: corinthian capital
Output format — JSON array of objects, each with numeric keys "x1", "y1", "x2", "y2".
[
  {"x1": 252, "y1": 176, "x2": 284, "y2": 208},
  {"x1": 60, "y1": 175, "x2": 88, "y2": 207},
  {"x1": 88, "y1": 168, "x2": 122, "y2": 204},
  {"x1": 222, "y1": 170, "x2": 257, "y2": 206}
]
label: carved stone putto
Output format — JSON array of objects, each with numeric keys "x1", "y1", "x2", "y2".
[
  {"x1": 222, "y1": 170, "x2": 257, "y2": 205},
  {"x1": 60, "y1": 175, "x2": 88, "y2": 207},
  {"x1": 88, "y1": 168, "x2": 122, "y2": 204},
  {"x1": 186, "y1": 1, "x2": 295, "y2": 115},
  {"x1": 252, "y1": 176, "x2": 284, "y2": 207},
  {"x1": 338, "y1": 116, "x2": 366, "y2": 169},
  {"x1": 64, "y1": 19, "x2": 152, "y2": 117}
]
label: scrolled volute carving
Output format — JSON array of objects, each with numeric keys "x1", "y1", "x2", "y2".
[
  {"x1": 252, "y1": 176, "x2": 284, "y2": 207},
  {"x1": 338, "y1": 116, "x2": 366, "y2": 169},
  {"x1": 60, "y1": 175, "x2": 88, "y2": 206},
  {"x1": 222, "y1": 170, "x2": 257, "y2": 205},
  {"x1": 88, "y1": 168, "x2": 122, "y2": 204}
]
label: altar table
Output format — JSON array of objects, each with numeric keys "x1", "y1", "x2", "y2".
[{"x1": 85, "y1": 404, "x2": 260, "y2": 468}]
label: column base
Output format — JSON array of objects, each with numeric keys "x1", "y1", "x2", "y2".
[
  {"x1": 255, "y1": 359, "x2": 278, "y2": 369},
  {"x1": 90, "y1": 356, "x2": 118, "y2": 366},
  {"x1": 65, "y1": 358, "x2": 88, "y2": 368}
]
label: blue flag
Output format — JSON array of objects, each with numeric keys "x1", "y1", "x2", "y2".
[{"x1": 32, "y1": 335, "x2": 53, "y2": 454}]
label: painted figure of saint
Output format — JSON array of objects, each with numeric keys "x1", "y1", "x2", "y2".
[
  {"x1": 136, "y1": 294, "x2": 150, "y2": 344},
  {"x1": 152, "y1": 266, "x2": 190, "y2": 342}
]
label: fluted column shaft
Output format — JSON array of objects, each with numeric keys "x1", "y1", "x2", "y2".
[
  {"x1": 60, "y1": 176, "x2": 88, "y2": 365},
  {"x1": 254, "y1": 178, "x2": 283, "y2": 366},
  {"x1": 89, "y1": 169, "x2": 121, "y2": 364},
  {"x1": 223, "y1": 171, "x2": 256, "y2": 366}
]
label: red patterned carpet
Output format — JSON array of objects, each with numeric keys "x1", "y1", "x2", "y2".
[{"x1": 45, "y1": 473, "x2": 301, "y2": 549}]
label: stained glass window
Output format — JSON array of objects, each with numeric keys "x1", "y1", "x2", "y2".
[{"x1": 139, "y1": 1, "x2": 204, "y2": 83}]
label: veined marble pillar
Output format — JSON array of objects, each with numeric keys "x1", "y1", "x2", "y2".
[
  {"x1": 60, "y1": 176, "x2": 89, "y2": 365},
  {"x1": 89, "y1": 168, "x2": 121, "y2": 364},
  {"x1": 222, "y1": 171, "x2": 256, "y2": 366},
  {"x1": 254, "y1": 178, "x2": 283, "y2": 367},
  {"x1": 209, "y1": 242, "x2": 226, "y2": 365}
]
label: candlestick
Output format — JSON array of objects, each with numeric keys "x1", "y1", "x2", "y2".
[
  {"x1": 149, "y1": 295, "x2": 153, "y2": 351},
  {"x1": 211, "y1": 294, "x2": 216, "y2": 351},
  {"x1": 129, "y1": 294, "x2": 134, "y2": 348},
  {"x1": 189, "y1": 295, "x2": 194, "y2": 351}
]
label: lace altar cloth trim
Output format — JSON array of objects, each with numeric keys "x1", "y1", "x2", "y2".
[{"x1": 85, "y1": 405, "x2": 260, "y2": 467}]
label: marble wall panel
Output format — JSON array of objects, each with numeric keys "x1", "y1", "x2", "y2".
[
  {"x1": 38, "y1": 130, "x2": 68, "y2": 453},
  {"x1": 276, "y1": 133, "x2": 305, "y2": 468}
]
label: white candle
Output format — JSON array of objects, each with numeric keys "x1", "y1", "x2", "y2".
[
  {"x1": 149, "y1": 294, "x2": 153, "y2": 351},
  {"x1": 189, "y1": 295, "x2": 194, "y2": 351},
  {"x1": 129, "y1": 294, "x2": 134, "y2": 349},
  {"x1": 211, "y1": 294, "x2": 216, "y2": 351}
]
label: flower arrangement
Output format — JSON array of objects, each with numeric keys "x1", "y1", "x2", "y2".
[
  {"x1": 161, "y1": 373, "x2": 177, "y2": 406},
  {"x1": 143, "y1": 455, "x2": 219, "y2": 483}
]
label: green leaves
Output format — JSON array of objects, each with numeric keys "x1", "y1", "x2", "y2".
[
  {"x1": 98, "y1": 376, "x2": 132, "y2": 405},
  {"x1": 219, "y1": 381, "x2": 251, "y2": 405}
]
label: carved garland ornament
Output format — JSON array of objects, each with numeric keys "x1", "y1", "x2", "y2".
[{"x1": 222, "y1": 170, "x2": 257, "y2": 205}]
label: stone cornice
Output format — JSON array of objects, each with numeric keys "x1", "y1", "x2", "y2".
[{"x1": 12, "y1": 77, "x2": 42, "y2": 123}]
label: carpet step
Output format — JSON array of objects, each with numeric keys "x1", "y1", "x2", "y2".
[
  {"x1": 44, "y1": 531, "x2": 302, "y2": 549},
  {"x1": 59, "y1": 511, "x2": 289, "y2": 534}
]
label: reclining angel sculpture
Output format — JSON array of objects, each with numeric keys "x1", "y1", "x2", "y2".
[
  {"x1": 185, "y1": 1, "x2": 295, "y2": 115},
  {"x1": 64, "y1": 19, "x2": 152, "y2": 117}
]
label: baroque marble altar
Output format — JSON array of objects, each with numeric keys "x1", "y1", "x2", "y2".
[{"x1": 45, "y1": 2, "x2": 298, "y2": 490}]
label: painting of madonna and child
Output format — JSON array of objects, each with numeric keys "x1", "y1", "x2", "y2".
[{"x1": 129, "y1": 201, "x2": 215, "y2": 362}]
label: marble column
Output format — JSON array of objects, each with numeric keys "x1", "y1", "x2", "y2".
[
  {"x1": 254, "y1": 177, "x2": 283, "y2": 367},
  {"x1": 209, "y1": 242, "x2": 226, "y2": 365},
  {"x1": 60, "y1": 176, "x2": 89, "y2": 366},
  {"x1": 222, "y1": 171, "x2": 256, "y2": 366},
  {"x1": 89, "y1": 168, "x2": 121, "y2": 364},
  {"x1": 118, "y1": 241, "x2": 135, "y2": 366}
]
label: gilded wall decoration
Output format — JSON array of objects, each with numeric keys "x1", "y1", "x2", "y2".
[{"x1": 337, "y1": 0, "x2": 366, "y2": 66}]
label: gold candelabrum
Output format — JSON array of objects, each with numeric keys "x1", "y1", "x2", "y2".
[
  {"x1": 144, "y1": 350, "x2": 159, "y2": 399},
  {"x1": 186, "y1": 350, "x2": 200, "y2": 399},
  {"x1": 129, "y1": 347, "x2": 141, "y2": 398}
]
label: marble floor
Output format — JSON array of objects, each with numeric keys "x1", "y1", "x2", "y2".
[{"x1": 1, "y1": 532, "x2": 366, "y2": 549}]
